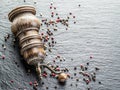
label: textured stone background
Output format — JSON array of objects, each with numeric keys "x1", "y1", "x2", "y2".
[{"x1": 0, "y1": 0, "x2": 120, "y2": 90}]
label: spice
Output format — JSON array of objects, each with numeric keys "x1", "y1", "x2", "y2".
[{"x1": 29, "y1": 82, "x2": 32, "y2": 86}]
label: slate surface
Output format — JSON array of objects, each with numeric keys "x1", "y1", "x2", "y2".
[{"x1": 0, "y1": 0, "x2": 120, "y2": 90}]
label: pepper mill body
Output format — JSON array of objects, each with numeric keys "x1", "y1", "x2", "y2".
[{"x1": 8, "y1": 6, "x2": 45, "y2": 66}]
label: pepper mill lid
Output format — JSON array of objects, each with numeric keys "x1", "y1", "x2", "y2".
[{"x1": 8, "y1": 5, "x2": 36, "y2": 22}]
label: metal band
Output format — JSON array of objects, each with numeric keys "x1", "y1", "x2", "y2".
[
  {"x1": 16, "y1": 27, "x2": 39, "y2": 37},
  {"x1": 21, "y1": 43, "x2": 44, "y2": 53},
  {"x1": 20, "y1": 35, "x2": 41, "y2": 45}
]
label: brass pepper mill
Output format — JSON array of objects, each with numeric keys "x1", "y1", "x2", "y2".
[{"x1": 8, "y1": 5, "x2": 67, "y2": 82}]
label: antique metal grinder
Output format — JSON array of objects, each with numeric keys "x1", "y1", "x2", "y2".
[{"x1": 8, "y1": 6, "x2": 67, "y2": 82}]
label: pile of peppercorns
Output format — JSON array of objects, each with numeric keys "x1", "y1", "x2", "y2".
[{"x1": 68, "y1": 56, "x2": 101, "y2": 90}]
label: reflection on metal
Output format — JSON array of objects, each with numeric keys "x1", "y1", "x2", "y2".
[{"x1": 8, "y1": 5, "x2": 67, "y2": 82}]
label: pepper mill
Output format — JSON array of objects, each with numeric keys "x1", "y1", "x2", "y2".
[{"x1": 8, "y1": 5, "x2": 67, "y2": 82}]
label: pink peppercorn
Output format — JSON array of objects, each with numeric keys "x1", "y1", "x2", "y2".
[
  {"x1": 51, "y1": 73, "x2": 56, "y2": 77},
  {"x1": 73, "y1": 16, "x2": 75, "y2": 18},
  {"x1": 80, "y1": 64, "x2": 83, "y2": 68},
  {"x1": 56, "y1": 19, "x2": 61, "y2": 23},
  {"x1": 55, "y1": 68, "x2": 60, "y2": 71},
  {"x1": 2, "y1": 55, "x2": 5, "y2": 59},
  {"x1": 51, "y1": 12, "x2": 54, "y2": 15},
  {"x1": 54, "y1": 7, "x2": 56, "y2": 9},
  {"x1": 86, "y1": 80, "x2": 90, "y2": 84},
  {"x1": 42, "y1": 73, "x2": 47, "y2": 77},
  {"x1": 57, "y1": 55, "x2": 60, "y2": 58},
  {"x1": 29, "y1": 81, "x2": 32, "y2": 86},
  {"x1": 51, "y1": 37, "x2": 54, "y2": 40},
  {"x1": 53, "y1": 60, "x2": 55, "y2": 63},
  {"x1": 50, "y1": 6, "x2": 52, "y2": 9},
  {"x1": 90, "y1": 56, "x2": 93, "y2": 59},
  {"x1": 34, "y1": 81, "x2": 37, "y2": 84},
  {"x1": 41, "y1": 33, "x2": 44, "y2": 35},
  {"x1": 10, "y1": 80, "x2": 14, "y2": 83}
]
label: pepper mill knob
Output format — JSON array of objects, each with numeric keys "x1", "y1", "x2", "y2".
[{"x1": 58, "y1": 73, "x2": 68, "y2": 82}]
